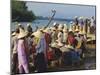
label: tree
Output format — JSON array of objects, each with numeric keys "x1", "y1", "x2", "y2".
[{"x1": 11, "y1": 0, "x2": 36, "y2": 22}]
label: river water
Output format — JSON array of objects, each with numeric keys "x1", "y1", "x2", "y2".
[{"x1": 11, "y1": 19, "x2": 73, "y2": 31}]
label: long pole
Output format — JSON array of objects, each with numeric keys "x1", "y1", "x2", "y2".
[{"x1": 44, "y1": 9, "x2": 56, "y2": 29}]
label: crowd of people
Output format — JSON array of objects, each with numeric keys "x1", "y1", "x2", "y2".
[{"x1": 11, "y1": 16, "x2": 95, "y2": 74}]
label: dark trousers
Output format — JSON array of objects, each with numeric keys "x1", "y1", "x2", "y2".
[
  {"x1": 11, "y1": 53, "x2": 18, "y2": 74},
  {"x1": 35, "y1": 53, "x2": 47, "y2": 73}
]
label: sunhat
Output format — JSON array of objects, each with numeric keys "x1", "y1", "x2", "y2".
[
  {"x1": 79, "y1": 16, "x2": 84, "y2": 20},
  {"x1": 58, "y1": 24, "x2": 63, "y2": 30},
  {"x1": 70, "y1": 21, "x2": 74, "y2": 24},
  {"x1": 74, "y1": 16, "x2": 78, "y2": 19},
  {"x1": 17, "y1": 28, "x2": 27, "y2": 39},
  {"x1": 12, "y1": 32, "x2": 16, "y2": 36},
  {"x1": 63, "y1": 24, "x2": 67, "y2": 29},
  {"x1": 43, "y1": 27, "x2": 50, "y2": 33},
  {"x1": 53, "y1": 22, "x2": 57, "y2": 26},
  {"x1": 27, "y1": 23, "x2": 31, "y2": 27},
  {"x1": 52, "y1": 27, "x2": 56, "y2": 31},
  {"x1": 32, "y1": 30, "x2": 42, "y2": 38},
  {"x1": 18, "y1": 23, "x2": 21, "y2": 26}
]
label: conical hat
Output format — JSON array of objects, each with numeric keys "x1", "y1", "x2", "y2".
[
  {"x1": 43, "y1": 27, "x2": 50, "y2": 33},
  {"x1": 79, "y1": 16, "x2": 84, "y2": 20},
  {"x1": 63, "y1": 24, "x2": 67, "y2": 29},
  {"x1": 74, "y1": 16, "x2": 78, "y2": 19},
  {"x1": 27, "y1": 23, "x2": 31, "y2": 27},
  {"x1": 12, "y1": 32, "x2": 16, "y2": 36},
  {"x1": 16, "y1": 23, "x2": 21, "y2": 28},
  {"x1": 18, "y1": 23, "x2": 21, "y2": 26},
  {"x1": 70, "y1": 21, "x2": 73, "y2": 24},
  {"x1": 52, "y1": 27, "x2": 56, "y2": 31},
  {"x1": 58, "y1": 24, "x2": 63, "y2": 30},
  {"x1": 53, "y1": 22, "x2": 57, "y2": 26},
  {"x1": 32, "y1": 30, "x2": 42, "y2": 38},
  {"x1": 17, "y1": 28, "x2": 27, "y2": 39}
]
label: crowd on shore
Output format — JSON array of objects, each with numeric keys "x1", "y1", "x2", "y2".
[{"x1": 11, "y1": 16, "x2": 95, "y2": 74}]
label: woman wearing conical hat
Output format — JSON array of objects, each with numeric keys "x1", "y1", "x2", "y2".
[
  {"x1": 53, "y1": 22, "x2": 57, "y2": 27},
  {"x1": 63, "y1": 24, "x2": 67, "y2": 29},
  {"x1": 42, "y1": 28, "x2": 52, "y2": 63},
  {"x1": 43, "y1": 28, "x2": 51, "y2": 48},
  {"x1": 63, "y1": 24, "x2": 68, "y2": 44},
  {"x1": 58, "y1": 24, "x2": 63, "y2": 30},
  {"x1": 51, "y1": 27, "x2": 58, "y2": 43},
  {"x1": 17, "y1": 28, "x2": 29, "y2": 73},
  {"x1": 34, "y1": 29, "x2": 47, "y2": 72},
  {"x1": 57, "y1": 24, "x2": 63, "y2": 46}
]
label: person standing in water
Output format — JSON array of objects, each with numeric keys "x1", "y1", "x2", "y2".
[
  {"x1": 33, "y1": 30, "x2": 47, "y2": 72},
  {"x1": 57, "y1": 24, "x2": 63, "y2": 46},
  {"x1": 17, "y1": 28, "x2": 29, "y2": 74}
]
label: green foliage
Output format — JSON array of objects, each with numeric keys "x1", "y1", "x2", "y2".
[{"x1": 11, "y1": 0, "x2": 36, "y2": 22}]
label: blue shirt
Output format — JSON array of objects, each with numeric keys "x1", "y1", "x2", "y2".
[{"x1": 36, "y1": 34, "x2": 46, "y2": 53}]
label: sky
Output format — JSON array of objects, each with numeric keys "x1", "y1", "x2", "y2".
[{"x1": 26, "y1": 2, "x2": 96, "y2": 19}]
